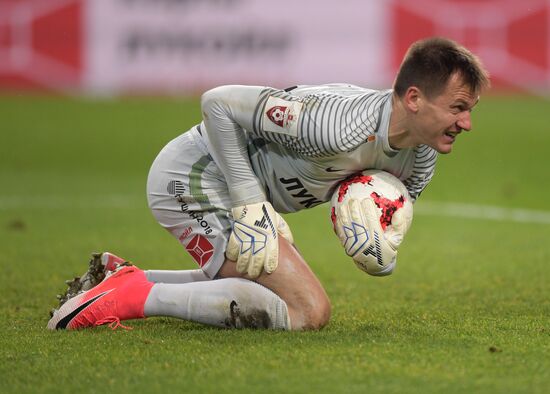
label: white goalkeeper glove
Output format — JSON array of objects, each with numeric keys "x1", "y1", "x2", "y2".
[
  {"x1": 334, "y1": 197, "x2": 403, "y2": 276},
  {"x1": 226, "y1": 201, "x2": 293, "y2": 278}
]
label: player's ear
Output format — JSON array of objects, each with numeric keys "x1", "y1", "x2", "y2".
[{"x1": 403, "y1": 86, "x2": 422, "y2": 114}]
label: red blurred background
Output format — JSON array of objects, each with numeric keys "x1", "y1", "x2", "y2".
[{"x1": 1, "y1": 0, "x2": 548, "y2": 95}]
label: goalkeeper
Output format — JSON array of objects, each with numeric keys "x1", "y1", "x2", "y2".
[{"x1": 48, "y1": 37, "x2": 489, "y2": 331}]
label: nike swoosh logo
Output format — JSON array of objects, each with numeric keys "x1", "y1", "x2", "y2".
[
  {"x1": 55, "y1": 290, "x2": 111, "y2": 329},
  {"x1": 325, "y1": 167, "x2": 345, "y2": 173}
]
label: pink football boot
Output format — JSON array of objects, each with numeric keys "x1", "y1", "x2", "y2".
[
  {"x1": 51, "y1": 252, "x2": 131, "y2": 316},
  {"x1": 48, "y1": 265, "x2": 153, "y2": 330}
]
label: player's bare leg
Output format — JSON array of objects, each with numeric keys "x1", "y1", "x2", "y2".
[
  {"x1": 142, "y1": 236, "x2": 329, "y2": 330},
  {"x1": 218, "y1": 236, "x2": 331, "y2": 330}
]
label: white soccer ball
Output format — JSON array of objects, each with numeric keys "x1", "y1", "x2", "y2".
[{"x1": 330, "y1": 170, "x2": 413, "y2": 275}]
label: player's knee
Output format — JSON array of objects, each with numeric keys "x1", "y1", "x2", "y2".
[
  {"x1": 304, "y1": 293, "x2": 331, "y2": 330},
  {"x1": 287, "y1": 284, "x2": 331, "y2": 330},
  {"x1": 274, "y1": 240, "x2": 332, "y2": 330}
]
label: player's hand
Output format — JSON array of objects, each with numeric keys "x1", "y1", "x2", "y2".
[
  {"x1": 226, "y1": 201, "x2": 293, "y2": 278},
  {"x1": 334, "y1": 197, "x2": 398, "y2": 276}
]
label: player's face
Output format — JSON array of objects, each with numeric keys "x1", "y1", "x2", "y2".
[{"x1": 417, "y1": 73, "x2": 479, "y2": 154}]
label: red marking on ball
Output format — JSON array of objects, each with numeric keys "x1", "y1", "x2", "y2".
[
  {"x1": 370, "y1": 192, "x2": 405, "y2": 230},
  {"x1": 330, "y1": 206, "x2": 337, "y2": 232},
  {"x1": 337, "y1": 174, "x2": 373, "y2": 202}
]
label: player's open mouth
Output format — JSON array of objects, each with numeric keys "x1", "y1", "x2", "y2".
[{"x1": 444, "y1": 131, "x2": 457, "y2": 142}]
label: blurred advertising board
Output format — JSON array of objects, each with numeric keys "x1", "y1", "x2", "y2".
[
  {"x1": 0, "y1": 0, "x2": 548, "y2": 94},
  {"x1": 0, "y1": 0, "x2": 83, "y2": 91}
]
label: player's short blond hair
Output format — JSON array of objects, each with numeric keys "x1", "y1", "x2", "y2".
[{"x1": 394, "y1": 37, "x2": 490, "y2": 98}]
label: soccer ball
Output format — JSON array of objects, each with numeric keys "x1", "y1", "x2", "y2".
[{"x1": 330, "y1": 170, "x2": 413, "y2": 275}]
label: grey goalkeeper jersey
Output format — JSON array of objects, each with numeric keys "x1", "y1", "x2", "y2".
[{"x1": 199, "y1": 84, "x2": 437, "y2": 213}]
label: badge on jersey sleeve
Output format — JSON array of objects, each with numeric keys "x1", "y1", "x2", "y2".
[{"x1": 262, "y1": 96, "x2": 303, "y2": 137}]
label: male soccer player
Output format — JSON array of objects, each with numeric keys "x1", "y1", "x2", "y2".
[{"x1": 48, "y1": 37, "x2": 489, "y2": 331}]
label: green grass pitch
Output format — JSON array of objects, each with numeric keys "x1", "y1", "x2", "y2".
[{"x1": 0, "y1": 94, "x2": 549, "y2": 393}]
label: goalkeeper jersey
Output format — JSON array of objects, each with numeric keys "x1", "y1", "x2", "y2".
[{"x1": 198, "y1": 84, "x2": 437, "y2": 213}]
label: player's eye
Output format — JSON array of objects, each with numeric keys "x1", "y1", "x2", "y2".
[{"x1": 452, "y1": 105, "x2": 470, "y2": 114}]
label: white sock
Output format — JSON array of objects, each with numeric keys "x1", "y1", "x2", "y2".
[
  {"x1": 145, "y1": 269, "x2": 209, "y2": 284},
  {"x1": 143, "y1": 278, "x2": 291, "y2": 330}
]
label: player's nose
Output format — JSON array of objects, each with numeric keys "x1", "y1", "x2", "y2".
[{"x1": 456, "y1": 111, "x2": 472, "y2": 132}]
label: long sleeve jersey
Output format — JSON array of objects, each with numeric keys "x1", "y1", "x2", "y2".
[{"x1": 199, "y1": 84, "x2": 437, "y2": 213}]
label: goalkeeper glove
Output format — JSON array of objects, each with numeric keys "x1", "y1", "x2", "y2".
[
  {"x1": 226, "y1": 201, "x2": 293, "y2": 278},
  {"x1": 334, "y1": 197, "x2": 402, "y2": 276}
]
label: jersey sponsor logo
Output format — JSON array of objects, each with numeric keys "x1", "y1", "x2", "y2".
[
  {"x1": 167, "y1": 180, "x2": 186, "y2": 197},
  {"x1": 178, "y1": 226, "x2": 193, "y2": 242},
  {"x1": 185, "y1": 234, "x2": 214, "y2": 267},
  {"x1": 263, "y1": 96, "x2": 303, "y2": 137},
  {"x1": 180, "y1": 201, "x2": 213, "y2": 235},
  {"x1": 279, "y1": 177, "x2": 323, "y2": 208}
]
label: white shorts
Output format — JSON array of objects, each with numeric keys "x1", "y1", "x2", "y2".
[{"x1": 146, "y1": 126, "x2": 232, "y2": 278}]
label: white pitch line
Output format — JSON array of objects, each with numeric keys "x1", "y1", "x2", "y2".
[
  {"x1": 414, "y1": 201, "x2": 550, "y2": 225},
  {"x1": 1, "y1": 195, "x2": 550, "y2": 225}
]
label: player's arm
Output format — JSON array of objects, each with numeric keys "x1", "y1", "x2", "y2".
[
  {"x1": 201, "y1": 85, "x2": 265, "y2": 205},
  {"x1": 402, "y1": 145, "x2": 438, "y2": 201},
  {"x1": 200, "y1": 85, "x2": 293, "y2": 278}
]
